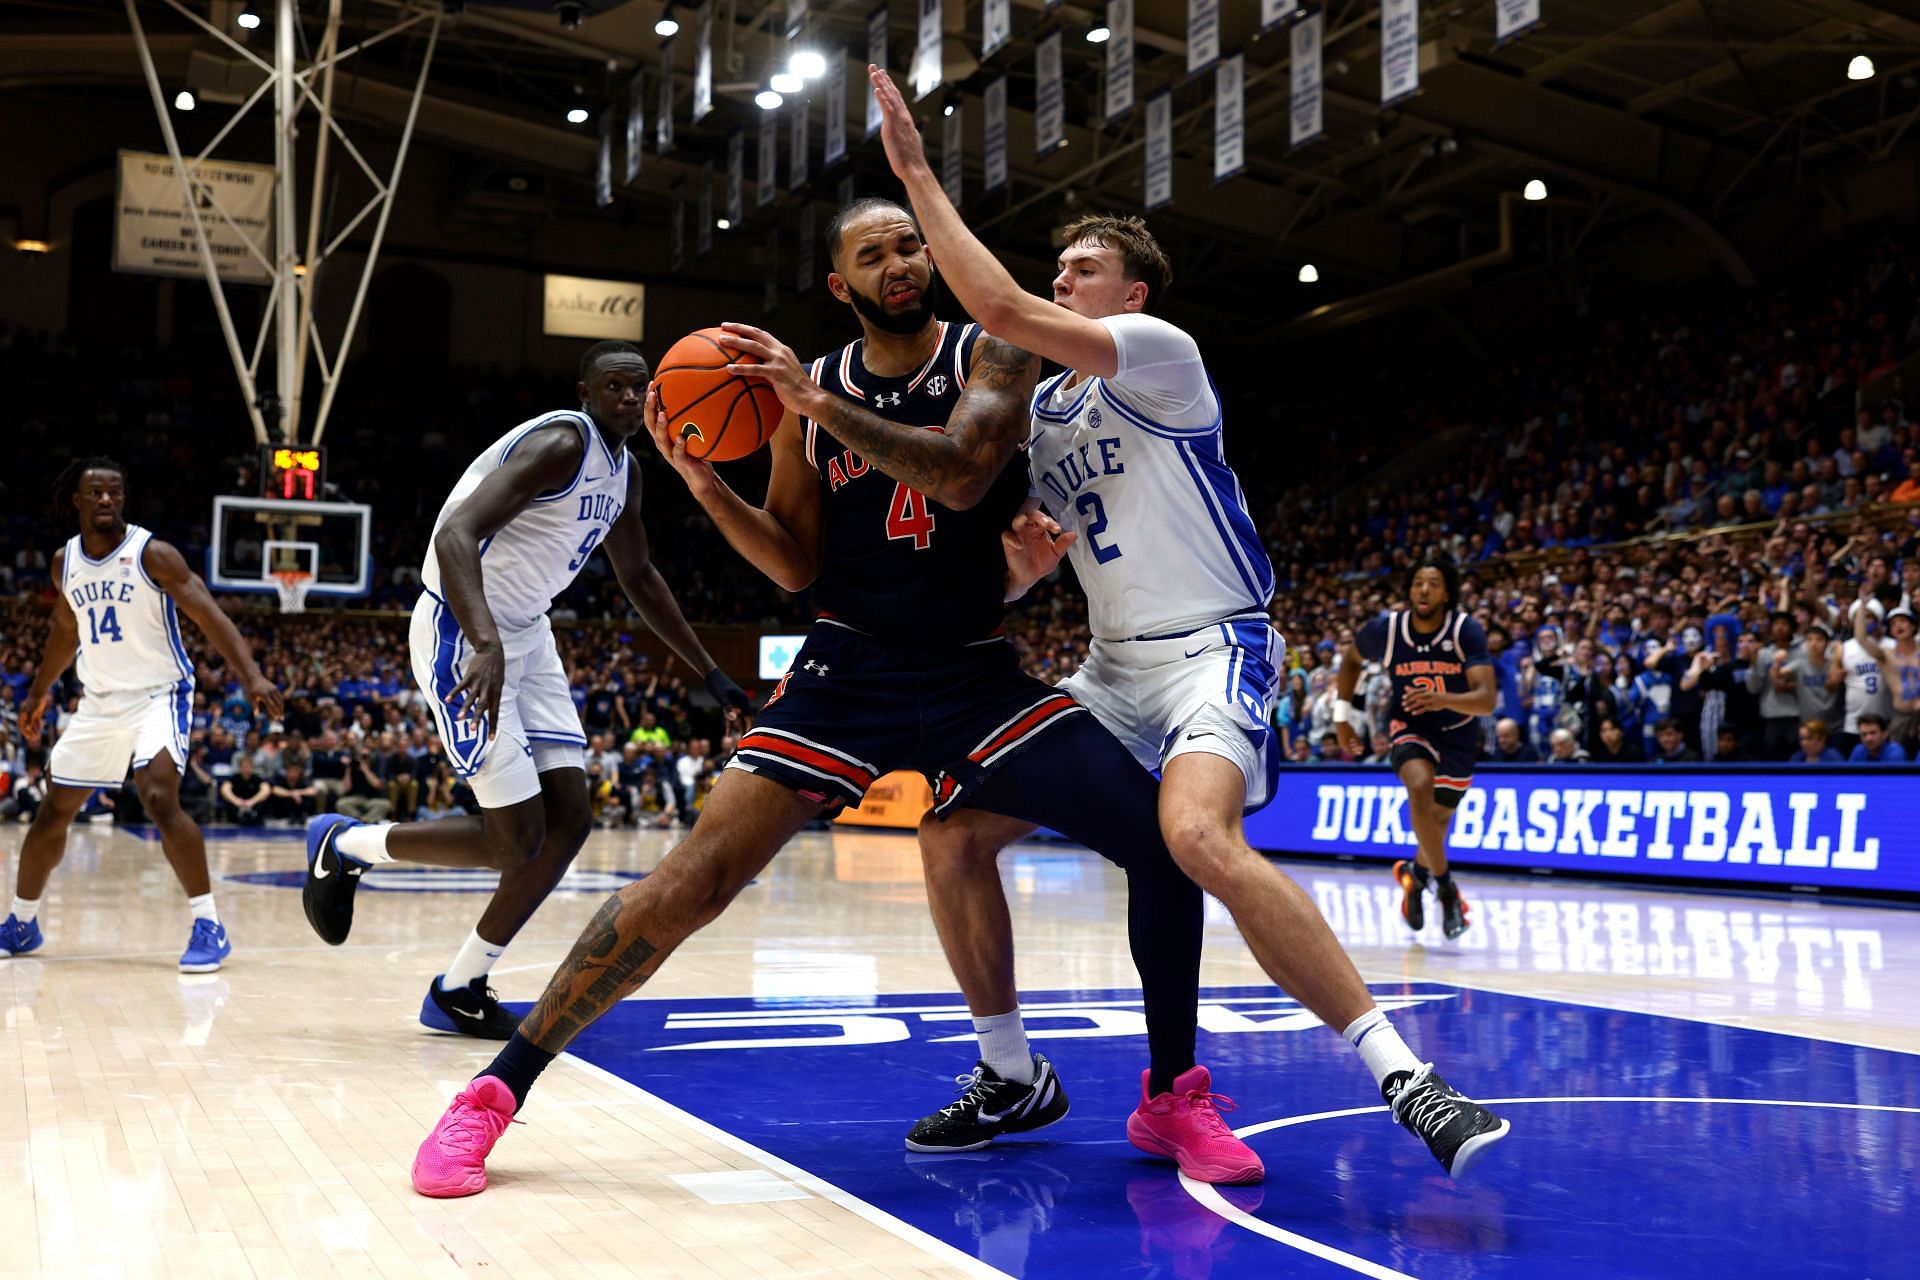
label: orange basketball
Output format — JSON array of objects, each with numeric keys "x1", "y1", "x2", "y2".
[{"x1": 653, "y1": 327, "x2": 785, "y2": 462}]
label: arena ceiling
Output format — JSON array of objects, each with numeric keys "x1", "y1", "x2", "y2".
[{"x1": 5, "y1": 0, "x2": 1920, "y2": 331}]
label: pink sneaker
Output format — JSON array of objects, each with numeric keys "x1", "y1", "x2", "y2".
[
  {"x1": 1126, "y1": 1065, "x2": 1264, "y2": 1185},
  {"x1": 413, "y1": 1075, "x2": 519, "y2": 1198}
]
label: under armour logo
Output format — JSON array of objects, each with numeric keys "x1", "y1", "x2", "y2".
[
  {"x1": 874, "y1": 391, "x2": 903, "y2": 408},
  {"x1": 803, "y1": 660, "x2": 831, "y2": 675},
  {"x1": 1088, "y1": 407, "x2": 1103, "y2": 429},
  {"x1": 924, "y1": 375, "x2": 949, "y2": 397}
]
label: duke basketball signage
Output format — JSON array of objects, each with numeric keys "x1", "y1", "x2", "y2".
[
  {"x1": 541, "y1": 273, "x2": 646, "y2": 341},
  {"x1": 1250, "y1": 766, "x2": 1920, "y2": 895}
]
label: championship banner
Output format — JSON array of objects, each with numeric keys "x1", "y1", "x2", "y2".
[
  {"x1": 941, "y1": 101, "x2": 964, "y2": 207},
  {"x1": 656, "y1": 38, "x2": 676, "y2": 153},
  {"x1": 1214, "y1": 51, "x2": 1245, "y2": 184},
  {"x1": 789, "y1": 96, "x2": 810, "y2": 189},
  {"x1": 697, "y1": 160, "x2": 714, "y2": 256},
  {"x1": 670, "y1": 180, "x2": 685, "y2": 273},
  {"x1": 865, "y1": 3, "x2": 889, "y2": 138},
  {"x1": 693, "y1": 0, "x2": 714, "y2": 123},
  {"x1": 113, "y1": 150, "x2": 275, "y2": 284},
  {"x1": 824, "y1": 53, "x2": 848, "y2": 169},
  {"x1": 1186, "y1": 0, "x2": 1218, "y2": 78},
  {"x1": 1290, "y1": 9, "x2": 1324, "y2": 151},
  {"x1": 758, "y1": 111, "x2": 777, "y2": 208},
  {"x1": 983, "y1": 0, "x2": 1010, "y2": 60},
  {"x1": 624, "y1": 71, "x2": 645, "y2": 184},
  {"x1": 763, "y1": 229, "x2": 778, "y2": 315},
  {"x1": 1144, "y1": 89, "x2": 1172, "y2": 211},
  {"x1": 912, "y1": 0, "x2": 944, "y2": 102},
  {"x1": 1035, "y1": 27, "x2": 1065, "y2": 159},
  {"x1": 726, "y1": 130, "x2": 744, "y2": 226},
  {"x1": 1260, "y1": 0, "x2": 1299, "y2": 33},
  {"x1": 1496, "y1": 0, "x2": 1543, "y2": 47},
  {"x1": 796, "y1": 202, "x2": 816, "y2": 292},
  {"x1": 983, "y1": 75, "x2": 1008, "y2": 193},
  {"x1": 540, "y1": 274, "x2": 644, "y2": 341},
  {"x1": 595, "y1": 114, "x2": 613, "y2": 208},
  {"x1": 834, "y1": 771, "x2": 936, "y2": 830},
  {"x1": 1104, "y1": 0, "x2": 1134, "y2": 123},
  {"x1": 1381, "y1": 0, "x2": 1420, "y2": 106}
]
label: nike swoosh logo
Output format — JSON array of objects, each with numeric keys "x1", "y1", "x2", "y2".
[
  {"x1": 581, "y1": 473, "x2": 604, "y2": 485},
  {"x1": 312, "y1": 837, "x2": 333, "y2": 879},
  {"x1": 1184, "y1": 731, "x2": 1218, "y2": 742},
  {"x1": 451, "y1": 1006, "x2": 487, "y2": 1021},
  {"x1": 1184, "y1": 645, "x2": 1211, "y2": 658}
]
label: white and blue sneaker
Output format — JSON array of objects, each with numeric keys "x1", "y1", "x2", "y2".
[
  {"x1": 304, "y1": 814, "x2": 369, "y2": 946},
  {"x1": 420, "y1": 974, "x2": 520, "y2": 1039},
  {"x1": 179, "y1": 919, "x2": 232, "y2": 973},
  {"x1": 0, "y1": 914, "x2": 44, "y2": 958}
]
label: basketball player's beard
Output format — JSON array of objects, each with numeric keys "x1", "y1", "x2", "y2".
[{"x1": 848, "y1": 274, "x2": 938, "y2": 335}]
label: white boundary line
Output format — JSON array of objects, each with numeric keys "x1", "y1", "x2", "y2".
[{"x1": 558, "y1": 1053, "x2": 1012, "y2": 1280}]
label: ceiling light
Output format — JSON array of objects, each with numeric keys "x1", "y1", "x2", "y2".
[
  {"x1": 566, "y1": 106, "x2": 590, "y2": 124},
  {"x1": 1523, "y1": 178, "x2": 1548, "y2": 201},
  {"x1": 943, "y1": 103, "x2": 954, "y2": 116},
  {"x1": 15, "y1": 238, "x2": 50, "y2": 254},
  {"x1": 770, "y1": 71, "x2": 804, "y2": 94},
  {"x1": 755, "y1": 89, "x2": 783, "y2": 110},
  {"x1": 790, "y1": 50, "x2": 827, "y2": 80},
  {"x1": 1086, "y1": 26, "x2": 1111, "y2": 44},
  {"x1": 716, "y1": 218, "x2": 731, "y2": 230},
  {"x1": 1848, "y1": 55, "x2": 1876, "y2": 81},
  {"x1": 1297, "y1": 263, "x2": 1319, "y2": 283},
  {"x1": 655, "y1": 4, "x2": 679, "y2": 37},
  {"x1": 174, "y1": 90, "x2": 196, "y2": 111},
  {"x1": 237, "y1": 8, "x2": 261, "y2": 29}
]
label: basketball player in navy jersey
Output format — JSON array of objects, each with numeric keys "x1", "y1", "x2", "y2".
[
  {"x1": 6, "y1": 458, "x2": 282, "y2": 971},
  {"x1": 412, "y1": 198, "x2": 1252, "y2": 1197},
  {"x1": 301, "y1": 341, "x2": 751, "y2": 1037},
  {"x1": 1335, "y1": 557, "x2": 1497, "y2": 938}
]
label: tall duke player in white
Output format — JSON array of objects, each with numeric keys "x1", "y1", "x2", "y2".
[
  {"x1": 7, "y1": 458, "x2": 283, "y2": 971},
  {"x1": 302, "y1": 342, "x2": 750, "y2": 1037},
  {"x1": 872, "y1": 68, "x2": 1509, "y2": 1174}
]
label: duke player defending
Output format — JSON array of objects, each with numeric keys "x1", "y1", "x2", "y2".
[
  {"x1": 870, "y1": 66, "x2": 1508, "y2": 1175},
  {"x1": 300, "y1": 342, "x2": 750, "y2": 1037},
  {"x1": 1335, "y1": 558, "x2": 1498, "y2": 939},
  {"x1": 5, "y1": 458, "x2": 282, "y2": 970}
]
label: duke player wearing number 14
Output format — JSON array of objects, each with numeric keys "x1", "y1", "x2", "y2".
[{"x1": 5, "y1": 458, "x2": 283, "y2": 970}]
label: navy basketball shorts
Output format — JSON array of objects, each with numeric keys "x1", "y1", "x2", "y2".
[
  {"x1": 724, "y1": 621, "x2": 1087, "y2": 815},
  {"x1": 1387, "y1": 722, "x2": 1481, "y2": 810}
]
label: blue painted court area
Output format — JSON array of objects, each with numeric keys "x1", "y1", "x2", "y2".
[{"x1": 549, "y1": 983, "x2": 1920, "y2": 1280}]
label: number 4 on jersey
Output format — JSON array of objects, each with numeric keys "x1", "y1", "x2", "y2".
[{"x1": 886, "y1": 482, "x2": 937, "y2": 551}]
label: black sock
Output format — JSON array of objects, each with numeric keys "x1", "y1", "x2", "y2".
[
  {"x1": 1433, "y1": 870, "x2": 1454, "y2": 891},
  {"x1": 479, "y1": 1032, "x2": 555, "y2": 1110}
]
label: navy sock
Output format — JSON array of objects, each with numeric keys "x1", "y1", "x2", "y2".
[{"x1": 479, "y1": 1033, "x2": 555, "y2": 1110}]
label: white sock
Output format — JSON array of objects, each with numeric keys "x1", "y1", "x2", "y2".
[
  {"x1": 444, "y1": 928, "x2": 506, "y2": 990},
  {"x1": 1343, "y1": 1008, "x2": 1422, "y2": 1092},
  {"x1": 187, "y1": 893, "x2": 218, "y2": 924},
  {"x1": 335, "y1": 822, "x2": 396, "y2": 864},
  {"x1": 10, "y1": 894, "x2": 40, "y2": 923},
  {"x1": 972, "y1": 1009, "x2": 1034, "y2": 1084}
]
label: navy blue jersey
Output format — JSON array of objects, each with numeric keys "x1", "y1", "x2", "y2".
[
  {"x1": 1354, "y1": 610, "x2": 1491, "y2": 738},
  {"x1": 801, "y1": 321, "x2": 1028, "y2": 643}
]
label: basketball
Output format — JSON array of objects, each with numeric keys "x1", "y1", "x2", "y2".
[{"x1": 653, "y1": 327, "x2": 785, "y2": 463}]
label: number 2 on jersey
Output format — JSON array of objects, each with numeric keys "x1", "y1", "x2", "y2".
[
  {"x1": 886, "y1": 483, "x2": 937, "y2": 551},
  {"x1": 1075, "y1": 491, "x2": 1123, "y2": 564},
  {"x1": 86, "y1": 605, "x2": 124, "y2": 645}
]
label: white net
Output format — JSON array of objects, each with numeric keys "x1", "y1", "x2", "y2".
[{"x1": 271, "y1": 570, "x2": 312, "y2": 614}]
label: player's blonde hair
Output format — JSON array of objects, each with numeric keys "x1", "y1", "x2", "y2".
[{"x1": 1062, "y1": 214, "x2": 1172, "y2": 309}]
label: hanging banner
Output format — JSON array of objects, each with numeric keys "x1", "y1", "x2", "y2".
[
  {"x1": 113, "y1": 149, "x2": 275, "y2": 284},
  {"x1": 758, "y1": 111, "x2": 777, "y2": 208},
  {"x1": 1186, "y1": 0, "x2": 1218, "y2": 78},
  {"x1": 1381, "y1": 0, "x2": 1420, "y2": 107},
  {"x1": 983, "y1": 75, "x2": 1008, "y2": 193},
  {"x1": 1260, "y1": 0, "x2": 1299, "y2": 33},
  {"x1": 983, "y1": 0, "x2": 1010, "y2": 60},
  {"x1": 697, "y1": 161, "x2": 714, "y2": 256},
  {"x1": 693, "y1": 1, "x2": 713, "y2": 123},
  {"x1": 624, "y1": 71, "x2": 645, "y2": 184},
  {"x1": 541, "y1": 274, "x2": 645, "y2": 341},
  {"x1": 1290, "y1": 9, "x2": 1324, "y2": 151},
  {"x1": 726, "y1": 130, "x2": 744, "y2": 226},
  {"x1": 796, "y1": 202, "x2": 816, "y2": 292},
  {"x1": 1214, "y1": 51, "x2": 1244, "y2": 184},
  {"x1": 1035, "y1": 27, "x2": 1065, "y2": 159},
  {"x1": 1144, "y1": 89, "x2": 1172, "y2": 211},
  {"x1": 941, "y1": 102, "x2": 964, "y2": 207},
  {"x1": 824, "y1": 54, "x2": 848, "y2": 169},
  {"x1": 912, "y1": 0, "x2": 944, "y2": 102},
  {"x1": 865, "y1": 3, "x2": 889, "y2": 138},
  {"x1": 763, "y1": 230, "x2": 779, "y2": 315},
  {"x1": 656, "y1": 38, "x2": 675, "y2": 153},
  {"x1": 670, "y1": 180, "x2": 685, "y2": 273},
  {"x1": 1496, "y1": 0, "x2": 1543, "y2": 46},
  {"x1": 838, "y1": 173, "x2": 855, "y2": 209},
  {"x1": 789, "y1": 97, "x2": 810, "y2": 189},
  {"x1": 595, "y1": 113, "x2": 613, "y2": 208},
  {"x1": 787, "y1": 0, "x2": 807, "y2": 38},
  {"x1": 1104, "y1": 0, "x2": 1134, "y2": 123}
]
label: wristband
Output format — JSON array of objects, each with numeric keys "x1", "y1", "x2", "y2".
[{"x1": 1332, "y1": 699, "x2": 1355, "y2": 726}]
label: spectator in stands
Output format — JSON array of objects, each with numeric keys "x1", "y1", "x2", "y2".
[
  {"x1": 309, "y1": 729, "x2": 352, "y2": 809},
  {"x1": 1848, "y1": 712, "x2": 1909, "y2": 762},
  {"x1": 1590, "y1": 716, "x2": 1643, "y2": 763},
  {"x1": 179, "y1": 744, "x2": 215, "y2": 823},
  {"x1": 1891, "y1": 459, "x2": 1920, "y2": 504},
  {"x1": 587, "y1": 759, "x2": 625, "y2": 828},
  {"x1": 630, "y1": 710, "x2": 670, "y2": 750},
  {"x1": 386, "y1": 755, "x2": 419, "y2": 824},
  {"x1": 1749, "y1": 612, "x2": 1807, "y2": 758},
  {"x1": 273, "y1": 761, "x2": 321, "y2": 823},
  {"x1": 1546, "y1": 729, "x2": 1588, "y2": 764},
  {"x1": 1650, "y1": 717, "x2": 1702, "y2": 764},
  {"x1": 1833, "y1": 597, "x2": 1895, "y2": 755},
  {"x1": 674, "y1": 740, "x2": 707, "y2": 823},
  {"x1": 2, "y1": 760, "x2": 46, "y2": 822},
  {"x1": 221, "y1": 754, "x2": 271, "y2": 826},
  {"x1": 337, "y1": 743, "x2": 391, "y2": 821},
  {"x1": 1490, "y1": 718, "x2": 1538, "y2": 763},
  {"x1": 418, "y1": 760, "x2": 464, "y2": 820},
  {"x1": 1795, "y1": 719, "x2": 1843, "y2": 763}
]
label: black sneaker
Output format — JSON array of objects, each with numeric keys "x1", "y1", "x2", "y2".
[
  {"x1": 420, "y1": 973, "x2": 520, "y2": 1039},
  {"x1": 1385, "y1": 1064, "x2": 1509, "y2": 1177},
  {"x1": 1437, "y1": 880, "x2": 1470, "y2": 939},
  {"x1": 303, "y1": 815, "x2": 368, "y2": 946},
  {"x1": 1392, "y1": 860, "x2": 1429, "y2": 932},
  {"x1": 904, "y1": 1053, "x2": 1071, "y2": 1153}
]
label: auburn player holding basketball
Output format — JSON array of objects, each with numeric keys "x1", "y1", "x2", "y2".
[
  {"x1": 301, "y1": 341, "x2": 750, "y2": 1036},
  {"x1": 867, "y1": 67, "x2": 1508, "y2": 1174},
  {"x1": 6, "y1": 457, "x2": 282, "y2": 971},
  {"x1": 1336, "y1": 557, "x2": 1496, "y2": 939},
  {"x1": 410, "y1": 197, "x2": 1260, "y2": 1197}
]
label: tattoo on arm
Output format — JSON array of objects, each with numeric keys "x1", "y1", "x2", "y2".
[{"x1": 523, "y1": 893, "x2": 661, "y2": 1050}]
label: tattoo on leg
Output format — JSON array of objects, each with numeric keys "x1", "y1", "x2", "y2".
[{"x1": 524, "y1": 893, "x2": 660, "y2": 1050}]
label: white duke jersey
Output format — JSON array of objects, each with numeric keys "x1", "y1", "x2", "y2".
[
  {"x1": 421, "y1": 410, "x2": 630, "y2": 632},
  {"x1": 1028, "y1": 313, "x2": 1274, "y2": 641},
  {"x1": 60, "y1": 524, "x2": 193, "y2": 694}
]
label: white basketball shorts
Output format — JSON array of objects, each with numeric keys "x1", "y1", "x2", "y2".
[{"x1": 48, "y1": 680, "x2": 193, "y2": 791}]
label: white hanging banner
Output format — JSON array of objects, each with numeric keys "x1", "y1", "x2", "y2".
[
  {"x1": 697, "y1": 161, "x2": 714, "y2": 256},
  {"x1": 796, "y1": 202, "x2": 816, "y2": 292},
  {"x1": 824, "y1": 54, "x2": 848, "y2": 169},
  {"x1": 656, "y1": 38, "x2": 675, "y2": 153},
  {"x1": 763, "y1": 230, "x2": 778, "y2": 315},
  {"x1": 1035, "y1": 27, "x2": 1065, "y2": 159},
  {"x1": 865, "y1": 5, "x2": 889, "y2": 138},
  {"x1": 1186, "y1": 0, "x2": 1218, "y2": 78},
  {"x1": 789, "y1": 98, "x2": 810, "y2": 189},
  {"x1": 1290, "y1": 9, "x2": 1324, "y2": 151},
  {"x1": 726, "y1": 130, "x2": 744, "y2": 226},
  {"x1": 1496, "y1": 0, "x2": 1542, "y2": 46},
  {"x1": 912, "y1": 0, "x2": 944, "y2": 102},
  {"x1": 1380, "y1": 0, "x2": 1420, "y2": 107},
  {"x1": 595, "y1": 113, "x2": 613, "y2": 208},
  {"x1": 1214, "y1": 51, "x2": 1244, "y2": 184},
  {"x1": 983, "y1": 75, "x2": 1008, "y2": 193},
  {"x1": 983, "y1": 0, "x2": 1010, "y2": 60},
  {"x1": 942, "y1": 102, "x2": 964, "y2": 207},
  {"x1": 693, "y1": 1, "x2": 713, "y2": 123},
  {"x1": 787, "y1": 0, "x2": 807, "y2": 38},
  {"x1": 624, "y1": 71, "x2": 644, "y2": 184},
  {"x1": 1144, "y1": 89, "x2": 1172, "y2": 211},
  {"x1": 1104, "y1": 0, "x2": 1134, "y2": 122},
  {"x1": 758, "y1": 110, "x2": 777, "y2": 207},
  {"x1": 1260, "y1": 0, "x2": 1299, "y2": 33},
  {"x1": 670, "y1": 180, "x2": 685, "y2": 273}
]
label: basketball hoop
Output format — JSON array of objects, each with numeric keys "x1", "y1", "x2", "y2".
[{"x1": 271, "y1": 568, "x2": 313, "y2": 614}]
